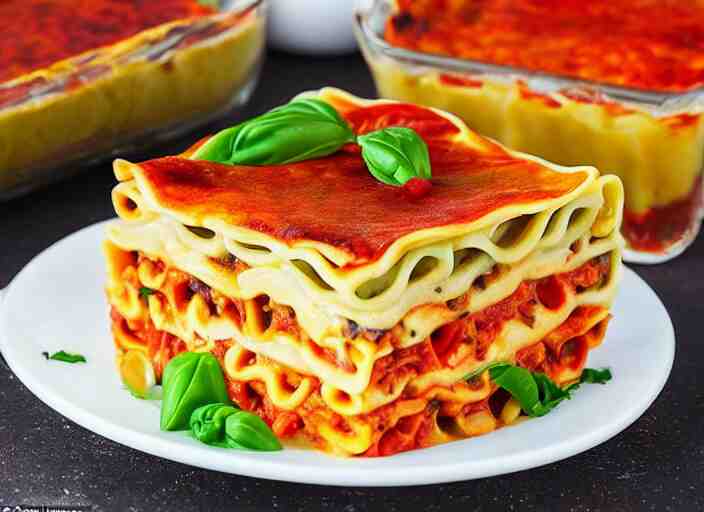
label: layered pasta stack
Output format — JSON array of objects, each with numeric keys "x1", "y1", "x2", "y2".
[{"x1": 104, "y1": 88, "x2": 623, "y2": 456}]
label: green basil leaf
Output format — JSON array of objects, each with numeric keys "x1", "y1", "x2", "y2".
[
  {"x1": 578, "y1": 367, "x2": 612, "y2": 384},
  {"x1": 192, "y1": 98, "x2": 355, "y2": 166},
  {"x1": 44, "y1": 350, "x2": 86, "y2": 364},
  {"x1": 489, "y1": 364, "x2": 544, "y2": 416},
  {"x1": 564, "y1": 367, "x2": 613, "y2": 394},
  {"x1": 139, "y1": 287, "x2": 156, "y2": 299},
  {"x1": 190, "y1": 403, "x2": 239, "y2": 446},
  {"x1": 225, "y1": 410, "x2": 282, "y2": 451},
  {"x1": 488, "y1": 363, "x2": 612, "y2": 418},
  {"x1": 160, "y1": 352, "x2": 230, "y2": 431},
  {"x1": 358, "y1": 126, "x2": 431, "y2": 186},
  {"x1": 530, "y1": 372, "x2": 572, "y2": 416}
]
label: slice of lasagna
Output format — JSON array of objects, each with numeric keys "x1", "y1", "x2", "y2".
[{"x1": 104, "y1": 88, "x2": 623, "y2": 456}]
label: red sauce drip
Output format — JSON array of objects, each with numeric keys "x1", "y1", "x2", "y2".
[
  {"x1": 623, "y1": 174, "x2": 704, "y2": 253},
  {"x1": 439, "y1": 73, "x2": 483, "y2": 89},
  {"x1": 661, "y1": 113, "x2": 702, "y2": 130},
  {"x1": 402, "y1": 177, "x2": 433, "y2": 199},
  {"x1": 518, "y1": 84, "x2": 561, "y2": 109},
  {"x1": 0, "y1": 0, "x2": 215, "y2": 83},
  {"x1": 386, "y1": 0, "x2": 704, "y2": 93}
]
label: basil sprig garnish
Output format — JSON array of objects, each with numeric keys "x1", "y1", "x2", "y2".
[
  {"x1": 42, "y1": 350, "x2": 86, "y2": 364},
  {"x1": 189, "y1": 403, "x2": 281, "y2": 451},
  {"x1": 224, "y1": 410, "x2": 282, "y2": 451},
  {"x1": 466, "y1": 363, "x2": 612, "y2": 417},
  {"x1": 190, "y1": 403, "x2": 239, "y2": 446},
  {"x1": 160, "y1": 354, "x2": 282, "y2": 451},
  {"x1": 575, "y1": 367, "x2": 612, "y2": 385},
  {"x1": 189, "y1": 403, "x2": 282, "y2": 451},
  {"x1": 191, "y1": 98, "x2": 433, "y2": 189},
  {"x1": 160, "y1": 352, "x2": 230, "y2": 431},
  {"x1": 192, "y1": 98, "x2": 356, "y2": 165},
  {"x1": 357, "y1": 127, "x2": 431, "y2": 186},
  {"x1": 490, "y1": 365, "x2": 571, "y2": 417}
]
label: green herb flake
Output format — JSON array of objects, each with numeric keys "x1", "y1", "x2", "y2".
[
  {"x1": 44, "y1": 350, "x2": 87, "y2": 364},
  {"x1": 139, "y1": 287, "x2": 156, "y2": 300},
  {"x1": 576, "y1": 367, "x2": 612, "y2": 385}
]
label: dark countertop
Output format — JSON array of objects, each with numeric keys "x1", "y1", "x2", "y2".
[{"x1": 1, "y1": 51, "x2": 703, "y2": 512}]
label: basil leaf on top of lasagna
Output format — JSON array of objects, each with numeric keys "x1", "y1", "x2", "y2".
[
  {"x1": 358, "y1": 126, "x2": 432, "y2": 186},
  {"x1": 192, "y1": 98, "x2": 355, "y2": 165},
  {"x1": 104, "y1": 88, "x2": 623, "y2": 457}
]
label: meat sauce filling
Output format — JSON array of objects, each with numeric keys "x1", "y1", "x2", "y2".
[{"x1": 110, "y1": 252, "x2": 611, "y2": 449}]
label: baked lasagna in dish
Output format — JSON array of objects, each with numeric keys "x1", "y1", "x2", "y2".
[
  {"x1": 0, "y1": 0, "x2": 264, "y2": 199},
  {"x1": 356, "y1": 0, "x2": 704, "y2": 262},
  {"x1": 104, "y1": 88, "x2": 623, "y2": 456}
]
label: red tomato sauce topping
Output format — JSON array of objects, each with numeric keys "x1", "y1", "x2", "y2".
[
  {"x1": 0, "y1": 0, "x2": 215, "y2": 83},
  {"x1": 386, "y1": 0, "x2": 704, "y2": 93},
  {"x1": 139, "y1": 94, "x2": 588, "y2": 264}
]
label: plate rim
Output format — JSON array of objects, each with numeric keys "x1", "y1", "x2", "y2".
[{"x1": 0, "y1": 220, "x2": 676, "y2": 487}]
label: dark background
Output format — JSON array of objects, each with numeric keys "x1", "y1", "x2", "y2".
[{"x1": 1, "y1": 52, "x2": 703, "y2": 512}]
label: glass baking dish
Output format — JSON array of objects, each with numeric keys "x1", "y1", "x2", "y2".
[
  {"x1": 354, "y1": 0, "x2": 704, "y2": 264},
  {"x1": 0, "y1": 0, "x2": 266, "y2": 201}
]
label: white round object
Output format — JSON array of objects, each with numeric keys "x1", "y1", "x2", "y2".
[
  {"x1": 0, "y1": 220, "x2": 675, "y2": 486},
  {"x1": 267, "y1": 0, "x2": 358, "y2": 55}
]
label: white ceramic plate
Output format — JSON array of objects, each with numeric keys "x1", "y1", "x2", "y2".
[{"x1": 0, "y1": 221, "x2": 674, "y2": 487}]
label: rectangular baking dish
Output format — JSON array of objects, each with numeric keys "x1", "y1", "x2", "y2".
[
  {"x1": 0, "y1": 0, "x2": 266, "y2": 201},
  {"x1": 354, "y1": 0, "x2": 704, "y2": 263}
]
